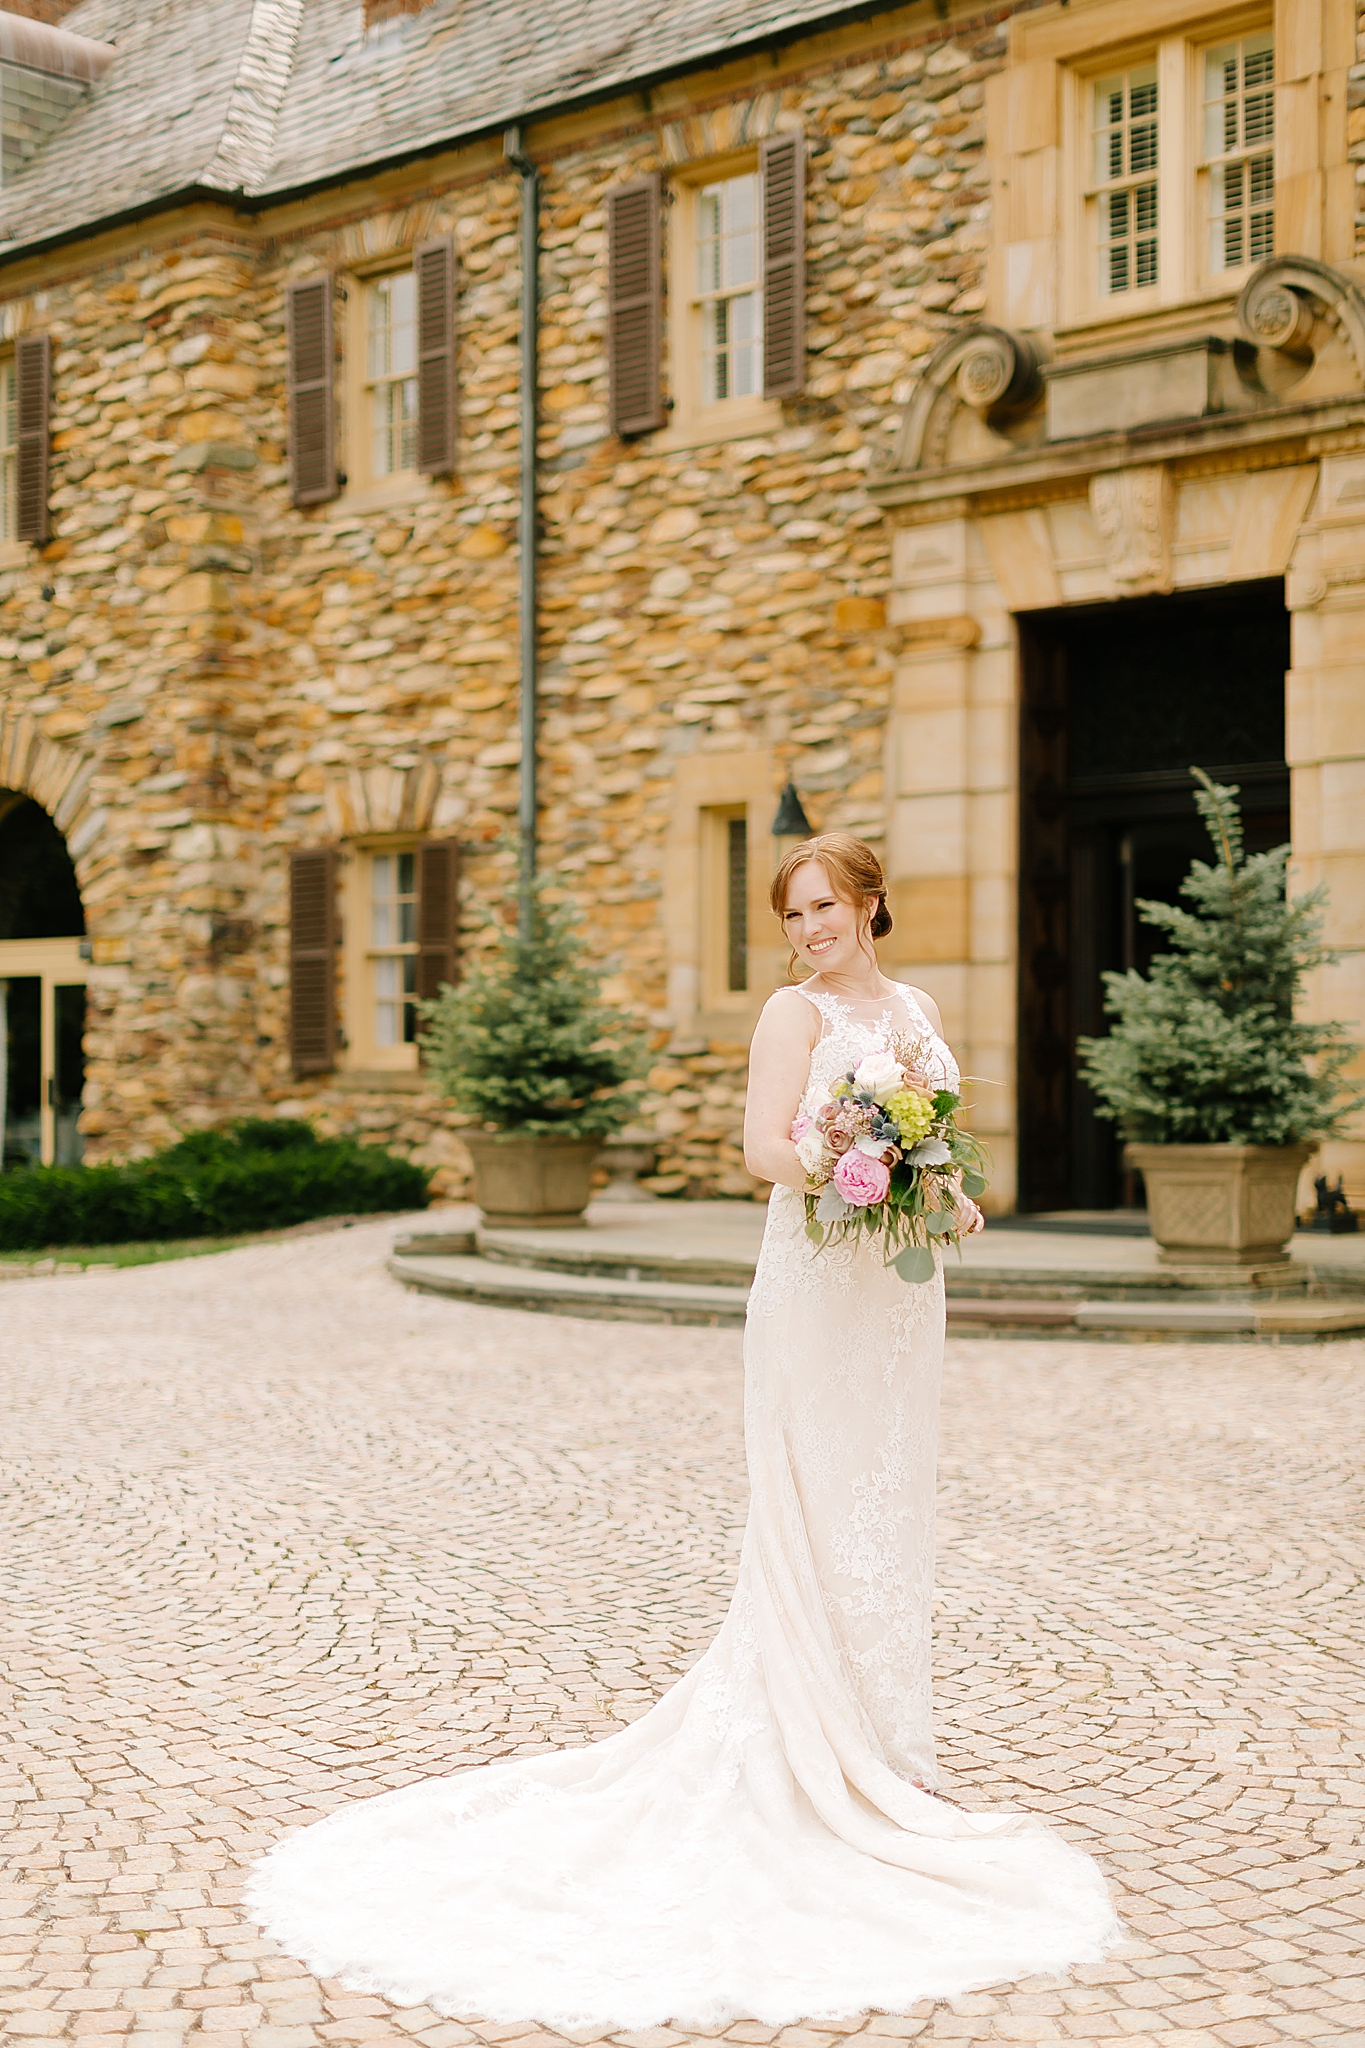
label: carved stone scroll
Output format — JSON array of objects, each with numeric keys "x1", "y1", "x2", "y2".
[
  {"x1": 1237, "y1": 255, "x2": 1365, "y2": 383},
  {"x1": 893, "y1": 325, "x2": 1043, "y2": 472}
]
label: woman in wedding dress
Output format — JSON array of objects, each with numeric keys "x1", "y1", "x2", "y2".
[{"x1": 248, "y1": 832, "x2": 1119, "y2": 2028}]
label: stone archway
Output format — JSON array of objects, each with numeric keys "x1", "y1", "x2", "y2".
[{"x1": 0, "y1": 766, "x2": 92, "y2": 1169}]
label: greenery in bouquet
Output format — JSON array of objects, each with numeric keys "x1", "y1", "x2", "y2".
[
  {"x1": 1079, "y1": 769, "x2": 1362, "y2": 1146},
  {"x1": 420, "y1": 876, "x2": 647, "y2": 1140},
  {"x1": 794, "y1": 1040, "x2": 989, "y2": 1284}
]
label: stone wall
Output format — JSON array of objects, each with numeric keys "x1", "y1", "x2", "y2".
[{"x1": 0, "y1": 3, "x2": 1007, "y2": 1196}]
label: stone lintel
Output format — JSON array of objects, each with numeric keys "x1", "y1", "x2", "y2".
[{"x1": 1044, "y1": 335, "x2": 1260, "y2": 441}]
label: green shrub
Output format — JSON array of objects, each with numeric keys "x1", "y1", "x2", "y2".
[
  {"x1": 1078, "y1": 771, "x2": 1363, "y2": 1146},
  {"x1": 421, "y1": 878, "x2": 646, "y2": 1138},
  {"x1": 0, "y1": 1118, "x2": 429, "y2": 1252}
]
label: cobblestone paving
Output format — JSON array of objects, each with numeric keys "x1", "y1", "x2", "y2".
[{"x1": 2, "y1": 1219, "x2": 1363, "y2": 2048}]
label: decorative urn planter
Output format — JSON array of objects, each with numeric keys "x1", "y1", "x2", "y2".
[
  {"x1": 462, "y1": 1130, "x2": 602, "y2": 1228},
  {"x1": 1125, "y1": 1141, "x2": 1314, "y2": 1282}
]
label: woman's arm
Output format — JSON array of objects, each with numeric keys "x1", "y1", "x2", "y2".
[{"x1": 743, "y1": 991, "x2": 820, "y2": 1192}]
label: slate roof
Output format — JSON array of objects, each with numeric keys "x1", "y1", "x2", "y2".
[{"x1": 0, "y1": 0, "x2": 891, "y2": 257}]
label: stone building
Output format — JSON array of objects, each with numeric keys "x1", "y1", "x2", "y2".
[{"x1": 0, "y1": 0, "x2": 1360, "y2": 1208}]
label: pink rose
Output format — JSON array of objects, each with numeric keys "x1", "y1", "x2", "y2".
[
  {"x1": 790, "y1": 1112, "x2": 812, "y2": 1142},
  {"x1": 833, "y1": 1149, "x2": 890, "y2": 1207}
]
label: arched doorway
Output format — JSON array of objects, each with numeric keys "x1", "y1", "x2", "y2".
[{"x1": 0, "y1": 792, "x2": 87, "y2": 1168}]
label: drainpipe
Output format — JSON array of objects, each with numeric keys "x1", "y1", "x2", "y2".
[{"x1": 504, "y1": 125, "x2": 539, "y2": 944}]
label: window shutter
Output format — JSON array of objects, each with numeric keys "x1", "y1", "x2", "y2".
[
  {"x1": 289, "y1": 847, "x2": 337, "y2": 1076},
  {"x1": 15, "y1": 333, "x2": 50, "y2": 545},
  {"x1": 286, "y1": 275, "x2": 337, "y2": 507},
  {"x1": 761, "y1": 133, "x2": 806, "y2": 400},
  {"x1": 416, "y1": 840, "x2": 460, "y2": 1003},
  {"x1": 607, "y1": 175, "x2": 664, "y2": 437},
  {"x1": 415, "y1": 237, "x2": 457, "y2": 475}
]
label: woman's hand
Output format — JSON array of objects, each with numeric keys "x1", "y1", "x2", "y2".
[{"x1": 743, "y1": 992, "x2": 821, "y2": 1192}]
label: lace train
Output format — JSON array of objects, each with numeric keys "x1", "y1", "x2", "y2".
[{"x1": 247, "y1": 984, "x2": 1121, "y2": 2026}]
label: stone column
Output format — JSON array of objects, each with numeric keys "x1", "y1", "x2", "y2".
[
  {"x1": 885, "y1": 517, "x2": 1017, "y2": 1208},
  {"x1": 1286, "y1": 453, "x2": 1365, "y2": 1203}
]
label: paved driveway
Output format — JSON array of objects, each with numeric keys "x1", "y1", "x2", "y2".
[{"x1": 2, "y1": 1220, "x2": 1362, "y2": 2048}]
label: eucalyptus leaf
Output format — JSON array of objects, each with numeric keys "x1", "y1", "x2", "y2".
[
  {"x1": 925, "y1": 1209, "x2": 955, "y2": 1236},
  {"x1": 960, "y1": 1170, "x2": 987, "y2": 1199},
  {"x1": 893, "y1": 1242, "x2": 937, "y2": 1283},
  {"x1": 804, "y1": 1220, "x2": 825, "y2": 1246}
]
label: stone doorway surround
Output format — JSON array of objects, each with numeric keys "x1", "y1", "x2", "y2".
[{"x1": 871, "y1": 255, "x2": 1365, "y2": 1212}]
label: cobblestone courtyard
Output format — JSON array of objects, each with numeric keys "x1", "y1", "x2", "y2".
[{"x1": 2, "y1": 1220, "x2": 1363, "y2": 2048}]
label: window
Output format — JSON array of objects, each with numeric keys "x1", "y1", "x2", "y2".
[
  {"x1": 701, "y1": 804, "x2": 750, "y2": 1005},
  {"x1": 1204, "y1": 33, "x2": 1274, "y2": 272},
  {"x1": 1092, "y1": 67, "x2": 1159, "y2": 295},
  {"x1": 365, "y1": 272, "x2": 417, "y2": 478},
  {"x1": 725, "y1": 814, "x2": 748, "y2": 992},
  {"x1": 0, "y1": 360, "x2": 14, "y2": 541},
  {"x1": 1067, "y1": 24, "x2": 1274, "y2": 321},
  {"x1": 696, "y1": 173, "x2": 762, "y2": 404},
  {"x1": 368, "y1": 850, "x2": 418, "y2": 1049}
]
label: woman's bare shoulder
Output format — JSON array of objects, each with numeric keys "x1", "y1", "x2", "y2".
[{"x1": 754, "y1": 984, "x2": 820, "y2": 1046}]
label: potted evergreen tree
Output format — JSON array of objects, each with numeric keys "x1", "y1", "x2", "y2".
[
  {"x1": 1079, "y1": 770, "x2": 1361, "y2": 1280},
  {"x1": 421, "y1": 881, "x2": 645, "y2": 1228}
]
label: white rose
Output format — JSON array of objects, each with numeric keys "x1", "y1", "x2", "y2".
[
  {"x1": 852, "y1": 1049, "x2": 902, "y2": 1103},
  {"x1": 795, "y1": 1126, "x2": 830, "y2": 1177}
]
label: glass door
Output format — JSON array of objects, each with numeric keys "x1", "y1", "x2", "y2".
[{"x1": 0, "y1": 938, "x2": 88, "y2": 1168}]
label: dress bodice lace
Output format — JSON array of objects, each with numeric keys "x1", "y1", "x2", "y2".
[{"x1": 788, "y1": 979, "x2": 961, "y2": 1108}]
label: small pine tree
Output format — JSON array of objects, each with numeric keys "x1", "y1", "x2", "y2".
[
  {"x1": 420, "y1": 878, "x2": 646, "y2": 1138},
  {"x1": 1078, "y1": 769, "x2": 1363, "y2": 1146}
]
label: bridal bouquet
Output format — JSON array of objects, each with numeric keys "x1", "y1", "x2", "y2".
[{"x1": 791, "y1": 1039, "x2": 989, "y2": 1283}]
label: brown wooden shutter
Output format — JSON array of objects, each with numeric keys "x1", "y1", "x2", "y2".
[
  {"x1": 289, "y1": 848, "x2": 337, "y2": 1076},
  {"x1": 15, "y1": 333, "x2": 50, "y2": 545},
  {"x1": 607, "y1": 176, "x2": 664, "y2": 437},
  {"x1": 761, "y1": 134, "x2": 806, "y2": 400},
  {"x1": 415, "y1": 237, "x2": 457, "y2": 475},
  {"x1": 286, "y1": 275, "x2": 337, "y2": 507},
  {"x1": 416, "y1": 840, "x2": 460, "y2": 1003}
]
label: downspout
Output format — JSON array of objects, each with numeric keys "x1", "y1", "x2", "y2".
[{"x1": 504, "y1": 126, "x2": 539, "y2": 943}]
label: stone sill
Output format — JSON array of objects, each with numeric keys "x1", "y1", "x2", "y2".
[{"x1": 652, "y1": 398, "x2": 783, "y2": 452}]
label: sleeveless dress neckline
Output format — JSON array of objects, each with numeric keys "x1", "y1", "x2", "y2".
[{"x1": 246, "y1": 989, "x2": 1119, "y2": 2029}]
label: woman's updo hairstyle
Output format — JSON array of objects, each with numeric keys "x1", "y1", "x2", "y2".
[{"x1": 770, "y1": 832, "x2": 893, "y2": 949}]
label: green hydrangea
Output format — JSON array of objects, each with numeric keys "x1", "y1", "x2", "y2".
[{"x1": 885, "y1": 1087, "x2": 934, "y2": 1146}]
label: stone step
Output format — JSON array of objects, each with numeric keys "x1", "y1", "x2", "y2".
[
  {"x1": 390, "y1": 1245, "x2": 1365, "y2": 1340},
  {"x1": 388, "y1": 1250, "x2": 749, "y2": 1327}
]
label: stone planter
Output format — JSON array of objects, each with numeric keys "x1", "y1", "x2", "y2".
[
  {"x1": 463, "y1": 1129, "x2": 602, "y2": 1228},
  {"x1": 597, "y1": 1132, "x2": 660, "y2": 1202},
  {"x1": 1126, "y1": 1141, "x2": 1314, "y2": 1282}
]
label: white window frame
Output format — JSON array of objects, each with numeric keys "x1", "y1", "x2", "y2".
[
  {"x1": 658, "y1": 150, "x2": 782, "y2": 451},
  {"x1": 341, "y1": 842, "x2": 422, "y2": 1073},
  {"x1": 340, "y1": 259, "x2": 435, "y2": 511},
  {"x1": 1062, "y1": 16, "x2": 1273, "y2": 329}
]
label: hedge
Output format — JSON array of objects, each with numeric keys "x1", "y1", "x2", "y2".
[{"x1": 0, "y1": 1119, "x2": 430, "y2": 1251}]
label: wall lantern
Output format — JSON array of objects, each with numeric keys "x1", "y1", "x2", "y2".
[{"x1": 771, "y1": 779, "x2": 813, "y2": 847}]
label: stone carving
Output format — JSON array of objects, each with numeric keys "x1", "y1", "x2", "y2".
[
  {"x1": 1088, "y1": 465, "x2": 1174, "y2": 595},
  {"x1": 1237, "y1": 255, "x2": 1365, "y2": 382},
  {"x1": 894, "y1": 324, "x2": 1043, "y2": 471}
]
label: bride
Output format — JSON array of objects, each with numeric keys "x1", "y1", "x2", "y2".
[{"x1": 248, "y1": 831, "x2": 1119, "y2": 2028}]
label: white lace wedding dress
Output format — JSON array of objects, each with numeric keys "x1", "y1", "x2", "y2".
[{"x1": 248, "y1": 982, "x2": 1120, "y2": 2028}]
